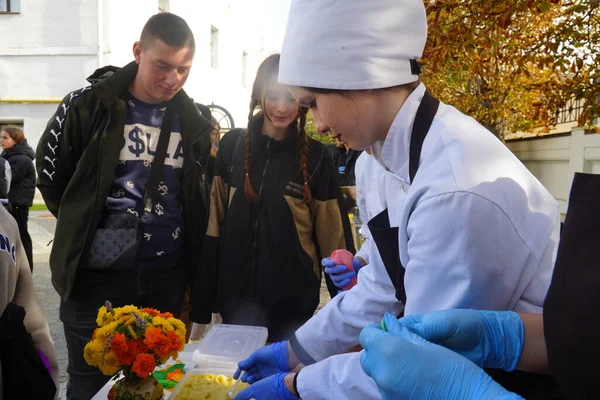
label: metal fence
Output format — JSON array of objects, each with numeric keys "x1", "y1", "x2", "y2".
[{"x1": 556, "y1": 97, "x2": 585, "y2": 125}]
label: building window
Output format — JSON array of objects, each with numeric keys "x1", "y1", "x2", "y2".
[
  {"x1": 210, "y1": 26, "x2": 219, "y2": 69},
  {"x1": 242, "y1": 51, "x2": 248, "y2": 87},
  {"x1": 158, "y1": 0, "x2": 169, "y2": 12},
  {"x1": 0, "y1": 0, "x2": 21, "y2": 13}
]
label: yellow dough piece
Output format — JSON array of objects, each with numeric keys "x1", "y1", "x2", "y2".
[{"x1": 173, "y1": 373, "x2": 249, "y2": 400}]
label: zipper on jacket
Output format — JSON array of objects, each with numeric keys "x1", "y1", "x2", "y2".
[{"x1": 250, "y1": 139, "x2": 271, "y2": 298}]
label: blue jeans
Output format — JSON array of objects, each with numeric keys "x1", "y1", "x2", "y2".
[{"x1": 60, "y1": 267, "x2": 186, "y2": 400}]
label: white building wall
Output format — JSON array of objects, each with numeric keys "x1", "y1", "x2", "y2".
[
  {"x1": 169, "y1": 0, "x2": 265, "y2": 128},
  {"x1": 0, "y1": 0, "x2": 99, "y2": 148},
  {"x1": 103, "y1": 0, "x2": 158, "y2": 67},
  {"x1": 506, "y1": 128, "x2": 600, "y2": 218}
]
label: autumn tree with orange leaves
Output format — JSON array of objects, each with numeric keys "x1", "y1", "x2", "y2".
[{"x1": 421, "y1": 0, "x2": 600, "y2": 139}]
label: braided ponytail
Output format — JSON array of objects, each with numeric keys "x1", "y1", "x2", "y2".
[
  {"x1": 244, "y1": 99, "x2": 261, "y2": 202},
  {"x1": 298, "y1": 108, "x2": 312, "y2": 204}
]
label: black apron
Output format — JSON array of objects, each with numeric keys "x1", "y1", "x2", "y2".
[
  {"x1": 543, "y1": 173, "x2": 600, "y2": 398},
  {"x1": 367, "y1": 91, "x2": 562, "y2": 399}
]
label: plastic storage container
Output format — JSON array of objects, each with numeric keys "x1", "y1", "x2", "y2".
[
  {"x1": 192, "y1": 324, "x2": 268, "y2": 372},
  {"x1": 168, "y1": 324, "x2": 267, "y2": 399}
]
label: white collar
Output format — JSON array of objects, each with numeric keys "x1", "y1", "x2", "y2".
[{"x1": 370, "y1": 83, "x2": 427, "y2": 183}]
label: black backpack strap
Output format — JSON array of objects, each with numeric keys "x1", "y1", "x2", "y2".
[
  {"x1": 143, "y1": 105, "x2": 175, "y2": 213},
  {"x1": 229, "y1": 129, "x2": 245, "y2": 176}
]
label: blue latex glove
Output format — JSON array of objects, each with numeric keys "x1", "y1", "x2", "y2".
[
  {"x1": 398, "y1": 309, "x2": 524, "y2": 371},
  {"x1": 234, "y1": 341, "x2": 291, "y2": 384},
  {"x1": 360, "y1": 314, "x2": 523, "y2": 400},
  {"x1": 235, "y1": 373, "x2": 299, "y2": 400},
  {"x1": 322, "y1": 257, "x2": 363, "y2": 289}
]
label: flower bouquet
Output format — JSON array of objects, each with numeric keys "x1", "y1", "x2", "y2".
[{"x1": 83, "y1": 301, "x2": 187, "y2": 400}]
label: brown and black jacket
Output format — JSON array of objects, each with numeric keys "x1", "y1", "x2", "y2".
[{"x1": 191, "y1": 115, "x2": 355, "y2": 341}]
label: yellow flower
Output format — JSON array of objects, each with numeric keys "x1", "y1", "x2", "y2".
[
  {"x1": 166, "y1": 318, "x2": 186, "y2": 343},
  {"x1": 122, "y1": 315, "x2": 136, "y2": 326},
  {"x1": 99, "y1": 350, "x2": 121, "y2": 376},
  {"x1": 127, "y1": 324, "x2": 138, "y2": 339},
  {"x1": 95, "y1": 321, "x2": 118, "y2": 338},
  {"x1": 96, "y1": 306, "x2": 108, "y2": 327},
  {"x1": 112, "y1": 305, "x2": 139, "y2": 321},
  {"x1": 167, "y1": 318, "x2": 186, "y2": 333},
  {"x1": 152, "y1": 317, "x2": 174, "y2": 331},
  {"x1": 83, "y1": 340, "x2": 103, "y2": 367}
]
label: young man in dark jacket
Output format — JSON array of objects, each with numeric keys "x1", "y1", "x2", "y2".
[{"x1": 36, "y1": 13, "x2": 212, "y2": 400}]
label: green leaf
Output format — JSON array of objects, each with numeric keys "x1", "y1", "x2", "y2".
[
  {"x1": 167, "y1": 364, "x2": 186, "y2": 373},
  {"x1": 152, "y1": 371, "x2": 167, "y2": 380},
  {"x1": 160, "y1": 380, "x2": 178, "y2": 389}
]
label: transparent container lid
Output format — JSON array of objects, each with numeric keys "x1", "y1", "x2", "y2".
[{"x1": 192, "y1": 324, "x2": 268, "y2": 367}]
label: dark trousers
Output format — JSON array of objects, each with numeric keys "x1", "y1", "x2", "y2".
[
  {"x1": 10, "y1": 205, "x2": 33, "y2": 271},
  {"x1": 60, "y1": 267, "x2": 186, "y2": 400}
]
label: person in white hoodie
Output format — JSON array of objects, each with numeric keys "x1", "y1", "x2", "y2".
[
  {"x1": 0, "y1": 206, "x2": 59, "y2": 399},
  {"x1": 233, "y1": 1, "x2": 560, "y2": 399}
]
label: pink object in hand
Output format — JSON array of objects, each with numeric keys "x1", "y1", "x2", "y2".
[{"x1": 330, "y1": 249, "x2": 357, "y2": 290}]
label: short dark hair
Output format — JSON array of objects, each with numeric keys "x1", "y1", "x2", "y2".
[{"x1": 140, "y1": 12, "x2": 195, "y2": 51}]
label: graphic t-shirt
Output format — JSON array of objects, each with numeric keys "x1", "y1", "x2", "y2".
[{"x1": 103, "y1": 93, "x2": 185, "y2": 269}]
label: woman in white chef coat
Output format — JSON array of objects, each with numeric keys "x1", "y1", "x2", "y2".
[{"x1": 233, "y1": 1, "x2": 561, "y2": 399}]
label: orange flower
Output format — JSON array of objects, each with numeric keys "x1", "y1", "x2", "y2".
[
  {"x1": 141, "y1": 308, "x2": 160, "y2": 317},
  {"x1": 167, "y1": 330, "x2": 184, "y2": 352},
  {"x1": 129, "y1": 339, "x2": 148, "y2": 359},
  {"x1": 144, "y1": 327, "x2": 172, "y2": 359},
  {"x1": 110, "y1": 333, "x2": 133, "y2": 365},
  {"x1": 110, "y1": 333, "x2": 127, "y2": 353},
  {"x1": 167, "y1": 370, "x2": 184, "y2": 382},
  {"x1": 160, "y1": 312, "x2": 174, "y2": 319},
  {"x1": 132, "y1": 353, "x2": 155, "y2": 378}
]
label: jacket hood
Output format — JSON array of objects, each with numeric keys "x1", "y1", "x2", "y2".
[
  {"x1": 86, "y1": 65, "x2": 120, "y2": 85},
  {"x1": 2, "y1": 141, "x2": 35, "y2": 160}
]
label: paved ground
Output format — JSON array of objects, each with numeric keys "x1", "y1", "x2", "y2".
[
  {"x1": 29, "y1": 211, "x2": 68, "y2": 398},
  {"x1": 29, "y1": 211, "x2": 332, "y2": 400}
]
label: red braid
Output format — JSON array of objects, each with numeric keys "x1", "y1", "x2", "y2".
[{"x1": 298, "y1": 109, "x2": 312, "y2": 204}]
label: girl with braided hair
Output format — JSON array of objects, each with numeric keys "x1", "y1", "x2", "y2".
[{"x1": 191, "y1": 54, "x2": 355, "y2": 342}]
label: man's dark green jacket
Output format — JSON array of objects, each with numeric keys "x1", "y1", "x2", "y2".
[{"x1": 36, "y1": 62, "x2": 213, "y2": 319}]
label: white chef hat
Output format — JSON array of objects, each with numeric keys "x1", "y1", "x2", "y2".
[{"x1": 279, "y1": 0, "x2": 428, "y2": 90}]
